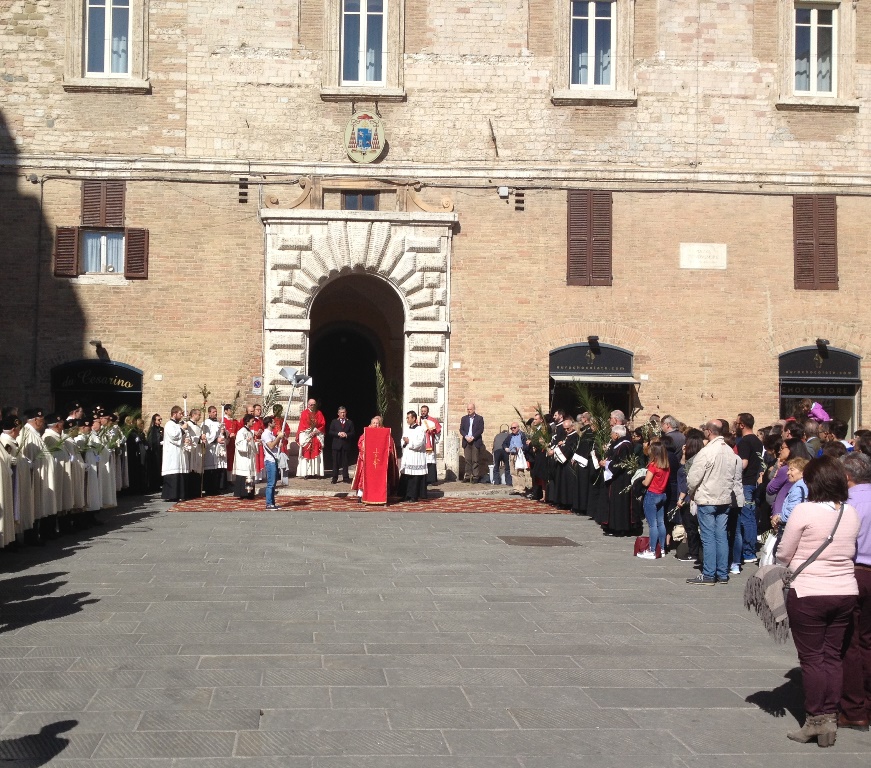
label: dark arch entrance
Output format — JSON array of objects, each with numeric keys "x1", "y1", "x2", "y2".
[
  {"x1": 308, "y1": 275, "x2": 406, "y2": 467},
  {"x1": 309, "y1": 324, "x2": 380, "y2": 460}
]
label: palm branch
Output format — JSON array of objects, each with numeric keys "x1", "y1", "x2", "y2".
[{"x1": 571, "y1": 382, "x2": 612, "y2": 456}]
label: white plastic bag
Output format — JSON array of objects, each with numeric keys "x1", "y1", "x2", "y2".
[
  {"x1": 515, "y1": 450, "x2": 528, "y2": 471},
  {"x1": 759, "y1": 532, "x2": 778, "y2": 566}
]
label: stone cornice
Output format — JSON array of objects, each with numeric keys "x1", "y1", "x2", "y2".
[{"x1": 6, "y1": 155, "x2": 871, "y2": 193}]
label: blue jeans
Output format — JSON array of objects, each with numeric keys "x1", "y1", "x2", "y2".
[
  {"x1": 265, "y1": 461, "x2": 277, "y2": 507},
  {"x1": 697, "y1": 504, "x2": 730, "y2": 580},
  {"x1": 643, "y1": 491, "x2": 667, "y2": 553},
  {"x1": 730, "y1": 485, "x2": 758, "y2": 564}
]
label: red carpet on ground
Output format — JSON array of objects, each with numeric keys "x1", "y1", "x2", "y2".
[{"x1": 170, "y1": 495, "x2": 570, "y2": 514}]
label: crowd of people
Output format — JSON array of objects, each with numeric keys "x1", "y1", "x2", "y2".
[
  {"x1": 0, "y1": 403, "x2": 156, "y2": 549},
  {"x1": 494, "y1": 399, "x2": 870, "y2": 747}
]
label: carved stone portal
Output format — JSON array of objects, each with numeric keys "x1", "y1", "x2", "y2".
[{"x1": 261, "y1": 209, "x2": 457, "y2": 472}]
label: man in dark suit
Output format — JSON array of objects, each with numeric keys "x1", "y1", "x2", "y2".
[
  {"x1": 328, "y1": 406, "x2": 355, "y2": 483},
  {"x1": 459, "y1": 402, "x2": 485, "y2": 482}
]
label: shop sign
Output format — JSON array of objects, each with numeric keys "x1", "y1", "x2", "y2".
[
  {"x1": 550, "y1": 343, "x2": 633, "y2": 377},
  {"x1": 51, "y1": 360, "x2": 143, "y2": 394},
  {"x1": 781, "y1": 383, "x2": 858, "y2": 399},
  {"x1": 779, "y1": 347, "x2": 861, "y2": 381}
]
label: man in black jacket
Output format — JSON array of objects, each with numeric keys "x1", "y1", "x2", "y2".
[{"x1": 328, "y1": 407, "x2": 355, "y2": 484}]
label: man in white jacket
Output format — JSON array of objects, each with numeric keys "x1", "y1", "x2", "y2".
[{"x1": 685, "y1": 420, "x2": 743, "y2": 585}]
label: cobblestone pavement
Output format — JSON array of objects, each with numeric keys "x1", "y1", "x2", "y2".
[{"x1": 1, "y1": 492, "x2": 870, "y2": 766}]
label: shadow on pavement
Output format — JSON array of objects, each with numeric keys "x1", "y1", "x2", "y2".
[
  {"x1": 744, "y1": 667, "x2": 805, "y2": 721},
  {"x1": 0, "y1": 494, "x2": 165, "y2": 632},
  {"x1": 0, "y1": 720, "x2": 77, "y2": 764}
]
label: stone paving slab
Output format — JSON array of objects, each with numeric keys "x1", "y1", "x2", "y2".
[{"x1": 1, "y1": 492, "x2": 871, "y2": 765}]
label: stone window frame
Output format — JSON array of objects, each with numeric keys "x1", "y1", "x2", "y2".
[
  {"x1": 552, "y1": 0, "x2": 637, "y2": 107},
  {"x1": 321, "y1": 0, "x2": 406, "y2": 103},
  {"x1": 63, "y1": 0, "x2": 150, "y2": 94},
  {"x1": 776, "y1": 0, "x2": 859, "y2": 112}
]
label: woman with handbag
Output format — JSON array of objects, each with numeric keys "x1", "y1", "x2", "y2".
[{"x1": 776, "y1": 456, "x2": 860, "y2": 747}]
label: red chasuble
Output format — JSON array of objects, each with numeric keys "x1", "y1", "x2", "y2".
[
  {"x1": 250, "y1": 417, "x2": 265, "y2": 473},
  {"x1": 223, "y1": 417, "x2": 238, "y2": 473},
  {"x1": 297, "y1": 409, "x2": 326, "y2": 459},
  {"x1": 357, "y1": 427, "x2": 395, "y2": 505}
]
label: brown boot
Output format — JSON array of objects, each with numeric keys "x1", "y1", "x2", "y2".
[
  {"x1": 787, "y1": 714, "x2": 825, "y2": 744},
  {"x1": 816, "y1": 713, "x2": 838, "y2": 748}
]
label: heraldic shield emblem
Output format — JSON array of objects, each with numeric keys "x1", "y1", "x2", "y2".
[{"x1": 345, "y1": 112, "x2": 387, "y2": 164}]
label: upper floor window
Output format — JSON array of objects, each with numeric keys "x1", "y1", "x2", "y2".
[
  {"x1": 342, "y1": 0, "x2": 386, "y2": 84},
  {"x1": 342, "y1": 192, "x2": 379, "y2": 211},
  {"x1": 552, "y1": 0, "x2": 635, "y2": 106},
  {"x1": 86, "y1": 0, "x2": 131, "y2": 76},
  {"x1": 794, "y1": 5, "x2": 836, "y2": 95},
  {"x1": 571, "y1": 1, "x2": 614, "y2": 89},
  {"x1": 63, "y1": 0, "x2": 149, "y2": 92},
  {"x1": 54, "y1": 180, "x2": 149, "y2": 280}
]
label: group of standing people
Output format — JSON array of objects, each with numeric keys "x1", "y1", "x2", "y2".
[{"x1": 0, "y1": 403, "x2": 151, "y2": 550}]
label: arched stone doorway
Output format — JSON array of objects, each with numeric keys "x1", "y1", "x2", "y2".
[
  {"x1": 261, "y1": 208, "x2": 457, "y2": 476},
  {"x1": 308, "y1": 275, "x2": 406, "y2": 460}
]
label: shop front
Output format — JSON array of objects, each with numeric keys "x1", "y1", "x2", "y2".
[
  {"x1": 549, "y1": 341, "x2": 641, "y2": 419},
  {"x1": 779, "y1": 346, "x2": 862, "y2": 430},
  {"x1": 51, "y1": 360, "x2": 144, "y2": 416}
]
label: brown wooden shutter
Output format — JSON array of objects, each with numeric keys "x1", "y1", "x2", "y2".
[
  {"x1": 54, "y1": 226, "x2": 80, "y2": 277},
  {"x1": 567, "y1": 190, "x2": 612, "y2": 286},
  {"x1": 104, "y1": 181, "x2": 126, "y2": 226},
  {"x1": 81, "y1": 181, "x2": 104, "y2": 226},
  {"x1": 590, "y1": 192, "x2": 613, "y2": 286},
  {"x1": 124, "y1": 228, "x2": 149, "y2": 279},
  {"x1": 794, "y1": 195, "x2": 838, "y2": 290},
  {"x1": 567, "y1": 190, "x2": 591, "y2": 285},
  {"x1": 81, "y1": 180, "x2": 126, "y2": 226},
  {"x1": 815, "y1": 196, "x2": 838, "y2": 290}
]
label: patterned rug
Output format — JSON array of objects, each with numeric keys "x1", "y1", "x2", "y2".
[{"x1": 169, "y1": 495, "x2": 570, "y2": 514}]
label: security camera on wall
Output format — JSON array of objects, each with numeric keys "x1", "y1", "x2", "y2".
[{"x1": 293, "y1": 374, "x2": 313, "y2": 387}]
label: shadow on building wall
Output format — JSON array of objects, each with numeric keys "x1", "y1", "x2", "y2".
[{"x1": 0, "y1": 108, "x2": 88, "y2": 412}]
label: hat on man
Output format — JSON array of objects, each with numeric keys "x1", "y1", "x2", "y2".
[
  {"x1": 22, "y1": 408, "x2": 44, "y2": 420},
  {"x1": 1, "y1": 415, "x2": 22, "y2": 431},
  {"x1": 81, "y1": 419, "x2": 93, "y2": 428},
  {"x1": 45, "y1": 413, "x2": 63, "y2": 426}
]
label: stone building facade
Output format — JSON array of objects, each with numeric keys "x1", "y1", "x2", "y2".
[{"x1": 1, "y1": 1, "x2": 870, "y2": 475}]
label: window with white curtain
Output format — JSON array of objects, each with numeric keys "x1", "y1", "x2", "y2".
[
  {"x1": 341, "y1": 0, "x2": 386, "y2": 84},
  {"x1": 82, "y1": 231, "x2": 125, "y2": 274},
  {"x1": 86, "y1": 0, "x2": 131, "y2": 76},
  {"x1": 794, "y1": 4, "x2": 836, "y2": 95},
  {"x1": 570, "y1": 1, "x2": 614, "y2": 88}
]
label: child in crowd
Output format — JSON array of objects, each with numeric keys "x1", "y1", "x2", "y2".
[{"x1": 637, "y1": 440, "x2": 670, "y2": 560}]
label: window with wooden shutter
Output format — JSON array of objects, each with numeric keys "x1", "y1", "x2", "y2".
[
  {"x1": 794, "y1": 195, "x2": 838, "y2": 290},
  {"x1": 124, "y1": 228, "x2": 149, "y2": 279},
  {"x1": 567, "y1": 190, "x2": 612, "y2": 286},
  {"x1": 54, "y1": 226, "x2": 80, "y2": 277},
  {"x1": 81, "y1": 180, "x2": 126, "y2": 226}
]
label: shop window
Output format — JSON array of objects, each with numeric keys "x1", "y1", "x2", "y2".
[
  {"x1": 793, "y1": 195, "x2": 838, "y2": 290},
  {"x1": 54, "y1": 181, "x2": 149, "y2": 280},
  {"x1": 567, "y1": 190, "x2": 612, "y2": 286}
]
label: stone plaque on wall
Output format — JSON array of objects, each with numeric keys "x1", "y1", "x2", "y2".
[{"x1": 679, "y1": 243, "x2": 727, "y2": 270}]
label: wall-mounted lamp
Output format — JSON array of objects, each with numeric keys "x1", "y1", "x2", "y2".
[
  {"x1": 816, "y1": 338, "x2": 830, "y2": 357},
  {"x1": 587, "y1": 335, "x2": 601, "y2": 353}
]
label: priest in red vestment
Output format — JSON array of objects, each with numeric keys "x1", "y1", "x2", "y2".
[
  {"x1": 351, "y1": 416, "x2": 399, "y2": 505},
  {"x1": 222, "y1": 404, "x2": 238, "y2": 480},
  {"x1": 251, "y1": 404, "x2": 265, "y2": 480},
  {"x1": 296, "y1": 398, "x2": 326, "y2": 477}
]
